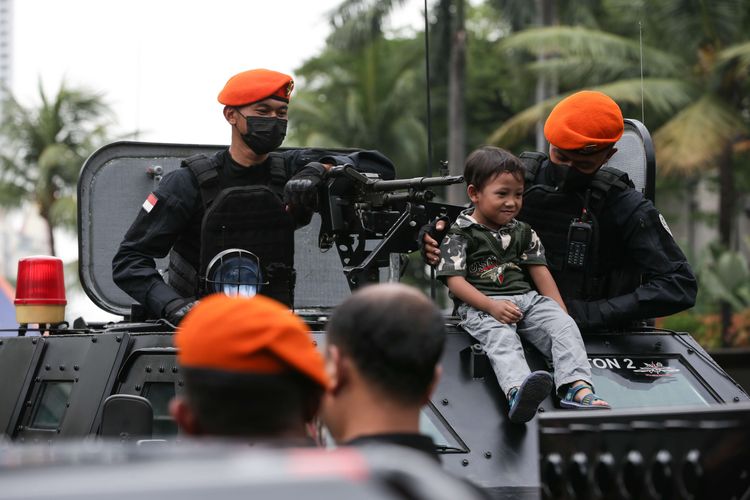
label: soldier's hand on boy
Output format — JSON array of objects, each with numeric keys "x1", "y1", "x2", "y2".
[
  {"x1": 488, "y1": 299, "x2": 523, "y2": 324},
  {"x1": 420, "y1": 219, "x2": 447, "y2": 266}
]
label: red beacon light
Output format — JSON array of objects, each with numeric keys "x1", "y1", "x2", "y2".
[{"x1": 14, "y1": 256, "x2": 67, "y2": 325}]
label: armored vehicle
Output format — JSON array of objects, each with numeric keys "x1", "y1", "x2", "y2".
[{"x1": 1, "y1": 121, "x2": 749, "y2": 500}]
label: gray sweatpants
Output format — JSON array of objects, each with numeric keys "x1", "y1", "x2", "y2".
[{"x1": 457, "y1": 290, "x2": 592, "y2": 398}]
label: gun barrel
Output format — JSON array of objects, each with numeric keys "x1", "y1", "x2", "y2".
[{"x1": 369, "y1": 175, "x2": 464, "y2": 192}]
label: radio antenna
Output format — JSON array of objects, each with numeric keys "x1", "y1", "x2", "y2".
[
  {"x1": 639, "y1": 20, "x2": 645, "y2": 125},
  {"x1": 423, "y1": 0, "x2": 434, "y2": 177}
]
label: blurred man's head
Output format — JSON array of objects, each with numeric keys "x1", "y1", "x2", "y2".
[
  {"x1": 321, "y1": 284, "x2": 446, "y2": 442},
  {"x1": 544, "y1": 90, "x2": 623, "y2": 174},
  {"x1": 170, "y1": 294, "x2": 328, "y2": 439}
]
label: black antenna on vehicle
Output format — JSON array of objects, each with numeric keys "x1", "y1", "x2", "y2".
[
  {"x1": 423, "y1": 0, "x2": 440, "y2": 301},
  {"x1": 424, "y1": 0, "x2": 434, "y2": 178},
  {"x1": 639, "y1": 20, "x2": 645, "y2": 125}
]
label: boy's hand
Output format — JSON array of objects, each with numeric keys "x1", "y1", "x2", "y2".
[{"x1": 488, "y1": 299, "x2": 523, "y2": 324}]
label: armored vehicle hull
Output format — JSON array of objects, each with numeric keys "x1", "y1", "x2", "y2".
[{"x1": 1, "y1": 137, "x2": 749, "y2": 499}]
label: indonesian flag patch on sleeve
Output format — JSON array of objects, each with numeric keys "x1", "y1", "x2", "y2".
[{"x1": 142, "y1": 193, "x2": 158, "y2": 213}]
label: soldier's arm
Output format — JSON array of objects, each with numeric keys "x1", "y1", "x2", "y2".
[
  {"x1": 567, "y1": 192, "x2": 697, "y2": 329},
  {"x1": 112, "y1": 169, "x2": 199, "y2": 317}
]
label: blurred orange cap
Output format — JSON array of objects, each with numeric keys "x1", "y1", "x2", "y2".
[
  {"x1": 175, "y1": 294, "x2": 328, "y2": 388},
  {"x1": 544, "y1": 91, "x2": 624, "y2": 153},
  {"x1": 217, "y1": 69, "x2": 294, "y2": 106}
]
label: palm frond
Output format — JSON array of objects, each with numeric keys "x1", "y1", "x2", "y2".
[
  {"x1": 499, "y1": 26, "x2": 684, "y2": 76},
  {"x1": 486, "y1": 78, "x2": 696, "y2": 148},
  {"x1": 653, "y1": 95, "x2": 748, "y2": 175}
]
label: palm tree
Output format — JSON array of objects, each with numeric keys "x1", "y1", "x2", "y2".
[
  {"x1": 0, "y1": 81, "x2": 113, "y2": 255},
  {"x1": 289, "y1": 38, "x2": 428, "y2": 177}
]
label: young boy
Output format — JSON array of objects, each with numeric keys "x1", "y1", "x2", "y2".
[{"x1": 436, "y1": 146, "x2": 609, "y2": 423}]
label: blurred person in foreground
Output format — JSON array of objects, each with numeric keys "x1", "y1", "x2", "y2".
[
  {"x1": 320, "y1": 283, "x2": 446, "y2": 460},
  {"x1": 170, "y1": 293, "x2": 328, "y2": 443}
]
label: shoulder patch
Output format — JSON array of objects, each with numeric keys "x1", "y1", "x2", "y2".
[
  {"x1": 658, "y1": 213, "x2": 673, "y2": 237},
  {"x1": 142, "y1": 193, "x2": 158, "y2": 213}
]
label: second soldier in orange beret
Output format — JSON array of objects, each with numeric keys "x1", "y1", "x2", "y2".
[
  {"x1": 423, "y1": 90, "x2": 695, "y2": 343},
  {"x1": 113, "y1": 69, "x2": 396, "y2": 324}
]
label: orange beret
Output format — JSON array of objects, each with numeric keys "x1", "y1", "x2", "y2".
[
  {"x1": 544, "y1": 91, "x2": 624, "y2": 153},
  {"x1": 175, "y1": 294, "x2": 328, "y2": 388},
  {"x1": 217, "y1": 69, "x2": 294, "y2": 106}
]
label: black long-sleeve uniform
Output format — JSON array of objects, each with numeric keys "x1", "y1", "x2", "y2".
[
  {"x1": 112, "y1": 148, "x2": 395, "y2": 318},
  {"x1": 521, "y1": 158, "x2": 697, "y2": 331}
]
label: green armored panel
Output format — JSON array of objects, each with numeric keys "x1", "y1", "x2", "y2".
[{"x1": 13, "y1": 333, "x2": 130, "y2": 442}]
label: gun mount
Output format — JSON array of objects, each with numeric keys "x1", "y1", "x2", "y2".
[{"x1": 318, "y1": 164, "x2": 464, "y2": 289}]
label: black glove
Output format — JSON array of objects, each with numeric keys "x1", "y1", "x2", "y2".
[
  {"x1": 284, "y1": 162, "x2": 327, "y2": 212},
  {"x1": 163, "y1": 298, "x2": 199, "y2": 325}
]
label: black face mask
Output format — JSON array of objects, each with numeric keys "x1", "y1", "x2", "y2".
[
  {"x1": 552, "y1": 162, "x2": 598, "y2": 192},
  {"x1": 236, "y1": 112, "x2": 287, "y2": 155}
]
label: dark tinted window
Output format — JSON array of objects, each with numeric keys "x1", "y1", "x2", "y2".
[
  {"x1": 142, "y1": 382, "x2": 177, "y2": 437},
  {"x1": 588, "y1": 356, "x2": 710, "y2": 409},
  {"x1": 31, "y1": 381, "x2": 73, "y2": 429}
]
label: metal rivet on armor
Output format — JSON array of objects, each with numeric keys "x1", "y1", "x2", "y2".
[
  {"x1": 409, "y1": 221, "x2": 417, "y2": 227},
  {"x1": 484, "y1": 452, "x2": 492, "y2": 459},
  {"x1": 16, "y1": 425, "x2": 23, "y2": 432},
  {"x1": 44, "y1": 365, "x2": 50, "y2": 371},
  {"x1": 178, "y1": 380, "x2": 184, "y2": 387},
  {"x1": 135, "y1": 385, "x2": 141, "y2": 391},
  {"x1": 31, "y1": 339, "x2": 37, "y2": 344},
  {"x1": 26, "y1": 401, "x2": 32, "y2": 407},
  {"x1": 56, "y1": 429, "x2": 61, "y2": 434},
  {"x1": 687, "y1": 348, "x2": 694, "y2": 354},
  {"x1": 115, "y1": 336, "x2": 121, "y2": 343},
  {"x1": 734, "y1": 396, "x2": 741, "y2": 402},
  {"x1": 66, "y1": 403, "x2": 70, "y2": 408},
  {"x1": 74, "y1": 378, "x2": 79, "y2": 383},
  {"x1": 35, "y1": 377, "x2": 40, "y2": 383},
  {"x1": 159, "y1": 366, "x2": 165, "y2": 373},
  {"x1": 91, "y1": 337, "x2": 97, "y2": 343},
  {"x1": 145, "y1": 366, "x2": 152, "y2": 373},
  {"x1": 441, "y1": 398, "x2": 449, "y2": 406},
  {"x1": 538, "y1": 407, "x2": 545, "y2": 413},
  {"x1": 172, "y1": 367, "x2": 178, "y2": 373},
  {"x1": 74, "y1": 365, "x2": 79, "y2": 371},
  {"x1": 312, "y1": 340, "x2": 318, "y2": 347},
  {"x1": 461, "y1": 459, "x2": 469, "y2": 466},
  {"x1": 59, "y1": 365, "x2": 65, "y2": 371}
]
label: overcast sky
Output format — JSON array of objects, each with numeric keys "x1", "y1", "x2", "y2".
[{"x1": 12, "y1": 0, "x2": 422, "y2": 146}]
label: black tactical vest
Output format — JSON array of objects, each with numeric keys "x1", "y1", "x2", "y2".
[
  {"x1": 168, "y1": 152, "x2": 296, "y2": 306},
  {"x1": 518, "y1": 152, "x2": 639, "y2": 301}
]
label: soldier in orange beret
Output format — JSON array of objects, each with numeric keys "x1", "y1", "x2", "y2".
[
  {"x1": 113, "y1": 69, "x2": 395, "y2": 324},
  {"x1": 423, "y1": 90, "x2": 695, "y2": 338},
  {"x1": 169, "y1": 294, "x2": 328, "y2": 441}
]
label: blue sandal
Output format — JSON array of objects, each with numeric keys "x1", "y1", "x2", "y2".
[
  {"x1": 560, "y1": 383, "x2": 611, "y2": 410},
  {"x1": 508, "y1": 371, "x2": 554, "y2": 423}
]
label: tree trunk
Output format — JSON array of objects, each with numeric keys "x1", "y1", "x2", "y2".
[
  {"x1": 38, "y1": 203, "x2": 56, "y2": 257},
  {"x1": 718, "y1": 144, "x2": 735, "y2": 346},
  {"x1": 447, "y1": 0, "x2": 467, "y2": 206},
  {"x1": 534, "y1": 0, "x2": 558, "y2": 152}
]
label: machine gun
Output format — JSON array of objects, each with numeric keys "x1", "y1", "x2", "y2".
[{"x1": 318, "y1": 164, "x2": 464, "y2": 290}]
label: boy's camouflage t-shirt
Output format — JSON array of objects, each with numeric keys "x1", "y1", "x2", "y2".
[{"x1": 436, "y1": 209, "x2": 546, "y2": 296}]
